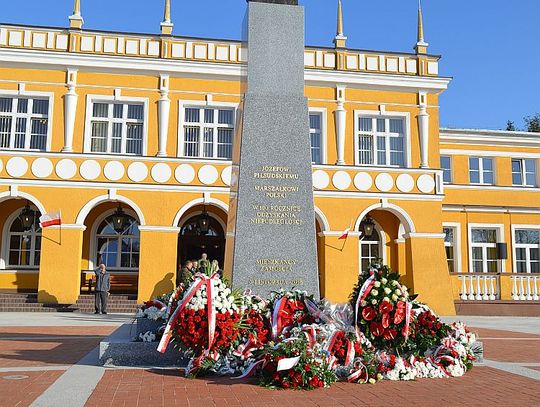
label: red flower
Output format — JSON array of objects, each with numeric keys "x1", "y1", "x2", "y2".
[
  {"x1": 370, "y1": 321, "x2": 384, "y2": 337},
  {"x1": 381, "y1": 313, "x2": 391, "y2": 329},
  {"x1": 362, "y1": 306, "x2": 377, "y2": 321},
  {"x1": 379, "y1": 301, "x2": 394, "y2": 314},
  {"x1": 383, "y1": 328, "x2": 397, "y2": 340},
  {"x1": 394, "y1": 301, "x2": 406, "y2": 324}
]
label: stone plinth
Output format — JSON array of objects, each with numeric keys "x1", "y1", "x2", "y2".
[
  {"x1": 99, "y1": 323, "x2": 186, "y2": 367},
  {"x1": 225, "y1": 1, "x2": 319, "y2": 298}
]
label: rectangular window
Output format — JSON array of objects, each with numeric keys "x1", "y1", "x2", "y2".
[
  {"x1": 512, "y1": 159, "x2": 537, "y2": 187},
  {"x1": 443, "y1": 227, "x2": 456, "y2": 272},
  {"x1": 356, "y1": 115, "x2": 406, "y2": 167},
  {"x1": 471, "y1": 228, "x2": 498, "y2": 273},
  {"x1": 441, "y1": 156, "x2": 452, "y2": 184},
  {"x1": 514, "y1": 229, "x2": 540, "y2": 273},
  {"x1": 181, "y1": 107, "x2": 234, "y2": 160},
  {"x1": 88, "y1": 101, "x2": 144, "y2": 155},
  {"x1": 309, "y1": 112, "x2": 322, "y2": 164},
  {"x1": 469, "y1": 157, "x2": 494, "y2": 185},
  {"x1": 0, "y1": 96, "x2": 49, "y2": 151}
]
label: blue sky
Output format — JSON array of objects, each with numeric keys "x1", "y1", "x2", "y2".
[{"x1": 2, "y1": 0, "x2": 539, "y2": 130}]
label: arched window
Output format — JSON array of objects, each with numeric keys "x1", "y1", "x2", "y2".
[
  {"x1": 359, "y1": 229, "x2": 381, "y2": 273},
  {"x1": 96, "y1": 214, "x2": 140, "y2": 271},
  {"x1": 180, "y1": 215, "x2": 223, "y2": 237},
  {"x1": 7, "y1": 208, "x2": 42, "y2": 268}
]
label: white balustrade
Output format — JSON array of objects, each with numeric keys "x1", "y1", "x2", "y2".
[
  {"x1": 459, "y1": 274, "x2": 498, "y2": 301},
  {"x1": 511, "y1": 275, "x2": 540, "y2": 301}
]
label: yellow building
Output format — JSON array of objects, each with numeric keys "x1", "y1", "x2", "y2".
[{"x1": 0, "y1": 1, "x2": 538, "y2": 316}]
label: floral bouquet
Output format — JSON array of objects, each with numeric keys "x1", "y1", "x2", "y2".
[
  {"x1": 136, "y1": 299, "x2": 167, "y2": 321},
  {"x1": 158, "y1": 273, "x2": 244, "y2": 375},
  {"x1": 350, "y1": 263, "x2": 414, "y2": 349},
  {"x1": 259, "y1": 337, "x2": 337, "y2": 390},
  {"x1": 267, "y1": 290, "x2": 318, "y2": 339}
]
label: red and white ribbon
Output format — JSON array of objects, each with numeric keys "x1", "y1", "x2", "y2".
[
  {"x1": 231, "y1": 359, "x2": 267, "y2": 380},
  {"x1": 354, "y1": 274, "x2": 376, "y2": 338},
  {"x1": 403, "y1": 302, "x2": 413, "y2": 340},
  {"x1": 344, "y1": 339, "x2": 355, "y2": 366},
  {"x1": 271, "y1": 297, "x2": 287, "y2": 340},
  {"x1": 158, "y1": 273, "x2": 218, "y2": 354}
]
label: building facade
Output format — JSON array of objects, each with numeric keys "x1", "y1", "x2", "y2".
[{"x1": 0, "y1": 1, "x2": 538, "y2": 315}]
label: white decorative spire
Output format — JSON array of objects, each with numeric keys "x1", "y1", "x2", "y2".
[
  {"x1": 415, "y1": 0, "x2": 429, "y2": 54},
  {"x1": 334, "y1": 0, "x2": 347, "y2": 49}
]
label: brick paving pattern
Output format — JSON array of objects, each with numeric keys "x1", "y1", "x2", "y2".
[
  {"x1": 0, "y1": 370, "x2": 64, "y2": 407},
  {"x1": 472, "y1": 328, "x2": 540, "y2": 363},
  {"x1": 84, "y1": 367, "x2": 540, "y2": 407},
  {"x1": 0, "y1": 322, "x2": 538, "y2": 407},
  {"x1": 0, "y1": 327, "x2": 116, "y2": 367}
]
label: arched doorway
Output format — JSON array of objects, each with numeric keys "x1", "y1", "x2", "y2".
[
  {"x1": 82, "y1": 202, "x2": 141, "y2": 294},
  {"x1": 177, "y1": 211, "x2": 226, "y2": 271}
]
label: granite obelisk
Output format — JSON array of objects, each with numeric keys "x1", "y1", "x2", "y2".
[{"x1": 224, "y1": 0, "x2": 320, "y2": 298}]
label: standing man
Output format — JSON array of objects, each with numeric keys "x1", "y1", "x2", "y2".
[
  {"x1": 94, "y1": 263, "x2": 110, "y2": 314},
  {"x1": 198, "y1": 253, "x2": 209, "y2": 271},
  {"x1": 179, "y1": 260, "x2": 194, "y2": 287}
]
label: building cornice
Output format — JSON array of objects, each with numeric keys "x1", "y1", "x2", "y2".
[
  {"x1": 0, "y1": 48, "x2": 450, "y2": 93},
  {"x1": 440, "y1": 128, "x2": 540, "y2": 148}
]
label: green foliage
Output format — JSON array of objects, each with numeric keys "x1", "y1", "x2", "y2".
[
  {"x1": 506, "y1": 120, "x2": 516, "y2": 131},
  {"x1": 524, "y1": 113, "x2": 540, "y2": 132}
]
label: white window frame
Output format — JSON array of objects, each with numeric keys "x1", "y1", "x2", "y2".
[
  {"x1": 358, "y1": 222, "x2": 386, "y2": 273},
  {"x1": 0, "y1": 89, "x2": 53, "y2": 152},
  {"x1": 511, "y1": 225, "x2": 540, "y2": 274},
  {"x1": 83, "y1": 95, "x2": 149, "y2": 156},
  {"x1": 0, "y1": 206, "x2": 41, "y2": 271},
  {"x1": 443, "y1": 222, "x2": 461, "y2": 272},
  {"x1": 353, "y1": 110, "x2": 411, "y2": 167},
  {"x1": 467, "y1": 223, "x2": 504, "y2": 273},
  {"x1": 177, "y1": 100, "x2": 238, "y2": 160},
  {"x1": 469, "y1": 157, "x2": 495, "y2": 185},
  {"x1": 308, "y1": 107, "x2": 327, "y2": 165},
  {"x1": 88, "y1": 208, "x2": 140, "y2": 272},
  {"x1": 440, "y1": 155, "x2": 452, "y2": 184},
  {"x1": 511, "y1": 158, "x2": 537, "y2": 187}
]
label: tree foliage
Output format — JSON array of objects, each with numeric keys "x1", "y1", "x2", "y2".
[{"x1": 524, "y1": 113, "x2": 540, "y2": 133}]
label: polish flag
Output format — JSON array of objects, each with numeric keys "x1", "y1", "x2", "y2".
[
  {"x1": 338, "y1": 227, "x2": 350, "y2": 240},
  {"x1": 39, "y1": 212, "x2": 62, "y2": 228}
]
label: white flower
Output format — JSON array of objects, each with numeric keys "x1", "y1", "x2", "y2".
[
  {"x1": 381, "y1": 278, "x2": 388, "y2": 284},
  {"x1": 391, "y1": 294, "x2": 398, "y2": 302},
  {"x1": 361, "y1": 301, "x2": 367, "y2": 307},
  {"x1": 374, "y1": 281, "x2": 381, "y2": 288},
  {"x1": 383, "y1": 297, "x2": 390, "y2": 303},
  {"x1": 371, "y1": 299, "x2": 377, "y2": 305},
  {"x1": 371, "y1": 290, "x2": 378, "y2": 297},
  {"x1": 395, "y1": 289, "x2": 402, "y2": 296},
  {"x1": 391, "y1": 280, "x2": 398, "y2": 287},
  {"x1": 384, "y1": 287, "x2": 391, "y2": 295}
]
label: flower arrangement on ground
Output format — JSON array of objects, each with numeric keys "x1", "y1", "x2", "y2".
[
  {"x1": 136, "y1": 299, "x2": 167, "y2": 321},
  {"x1": 155, "y1": 261, "x2": 481, "y2": 389}
]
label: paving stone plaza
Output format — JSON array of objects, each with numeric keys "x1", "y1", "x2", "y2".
[{"x1": 0, "y1": 313, "x2": 537, "y2": 407}]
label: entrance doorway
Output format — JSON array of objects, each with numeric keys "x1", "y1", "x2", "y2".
[{"x1": 177, "y1": 214, "x2": 226, "y2": 270}]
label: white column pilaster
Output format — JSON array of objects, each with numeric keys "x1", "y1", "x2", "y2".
[
  {"x1": 334, "y1": 84, "x2": 346, "y2": 165},
  {"x1": 418, "y1": 91, "x2": 429, "y2": 168},
  {"x1": 157, "y1": 74, "x2": 170, "y2": 157},
  {"x1": 62, "y1": 69, "x2": 78, "y2": 153}
]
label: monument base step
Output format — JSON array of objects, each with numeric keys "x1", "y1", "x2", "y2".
[{"x1": 99, "y1": 323, "x2": 187, "y2": 367}]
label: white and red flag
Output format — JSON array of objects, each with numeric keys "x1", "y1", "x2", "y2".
[
  {"x1": 338, "y1": 227, "x2": 350, "y2": 240},
  {"x1": 39, "y1": 212, "x2": 62, "y2": 228}
]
